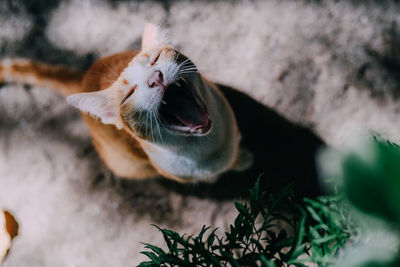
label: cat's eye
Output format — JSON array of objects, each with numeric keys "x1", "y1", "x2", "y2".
[
  {"x1": 150, "y1": 50, "x2": 162, "y2": 66},
  {"x1": 122, "y1": 85, "x2": 137, "y2": 103}
]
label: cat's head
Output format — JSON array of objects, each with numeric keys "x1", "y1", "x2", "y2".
[{"x1": 67, "y1": 24, "x2": 212, "y2": 141}]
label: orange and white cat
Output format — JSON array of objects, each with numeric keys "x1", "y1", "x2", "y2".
[{"x1": 0, "y1": 24, "x2": 251, "y2": 182}]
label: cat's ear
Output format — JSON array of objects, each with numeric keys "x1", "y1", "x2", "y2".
[
  {"x1": 141, "y1": 23, "x2": 170, "y2": 50},
  {"x1": 67, "y1": 89, "x2": 123, "y2": 129}
]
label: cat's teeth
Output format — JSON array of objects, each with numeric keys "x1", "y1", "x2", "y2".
[{"x1": 161, "y1": 100, "x2": 167, "y2": 104}]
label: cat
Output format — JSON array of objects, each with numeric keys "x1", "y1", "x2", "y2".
[{"x1": 0, "y1": 24, "x2": 252, "y2": 183}]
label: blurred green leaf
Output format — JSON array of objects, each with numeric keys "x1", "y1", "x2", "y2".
[{"x1": 342, "y1": 140, "x2": 400, "y2": 224}]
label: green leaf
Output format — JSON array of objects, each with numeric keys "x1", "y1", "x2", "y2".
[
  {"x1": 311, "y1": 235, "x2": 337, "y2": 245},
  {"x1": 234, "y1": 201, "x2": 251, "y2": 218},
  {"x1": 260, "y1": 255, "x2": 277, "y2": 267},
  {"x1": 140, "y1": 252, "x2": 160, "y2": 263},
  {"x1": 219, "y1": 250, "x2": 240, "y2": 267},
  {"x1": 196, "y1": 225, "x2": 210, "y2": 243},
  {"x1": 137, "y1": 262, "x2": 159, "y2": 267},
  {"x1": 291, "y1": 243, "x2": 307, "y2": 260},
  {"x1": 305, "y1": 206, "x2": 323, "y2": 223},
  {"x1": 141, "y1": 243, "x2": 166, "y2": 256},
  {"x1": 270, "y1": 212, "x2": 293, "y2": 226},
  {"x1": 206, "y1": 228, "x2": 218, "y2": 249},
  {"x1": 341, "y1": 140, "x2": 400, "y2": 223}
]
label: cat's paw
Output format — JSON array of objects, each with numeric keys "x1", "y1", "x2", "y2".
[{"x1": 232, "y1": 148, "x2": 254, "y2": 172}]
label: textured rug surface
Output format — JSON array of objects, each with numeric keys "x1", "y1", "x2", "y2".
[{"x1": 1, "y1": 0, "x2": 400, "y2": 265}]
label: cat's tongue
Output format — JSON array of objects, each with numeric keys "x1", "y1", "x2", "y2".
[{"x1": 160, "y1": 79, "x2": 211, "y2": 134}]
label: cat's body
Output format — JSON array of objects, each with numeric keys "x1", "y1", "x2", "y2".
[{"x1": 0, "y1": 25, "x2": 249, "y2": 182}]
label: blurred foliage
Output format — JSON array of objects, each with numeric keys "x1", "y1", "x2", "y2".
[
  {"x1": 341, "y1": 139, "x2": 400, "y2": 224},
  {"x1": 329, "y1": 138, "x2": 400, "y2": 267}
]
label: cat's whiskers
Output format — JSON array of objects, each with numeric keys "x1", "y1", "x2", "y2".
[
  {"x1": 176, "y1": 58, "x2": 190, "y2": 69},
  {"x1": 180, "y1": 65, "x2": 196, "y2": 69},
  {"x1": 173, "y1": 52, "x2": 180, "y2": 64},
  {"x1": 154, "y1": 111, "x2": 164, "y2": 144},
  {"x1": 179, "y1": 61, "x2": 193, "y2": 69},
  {"x1": 184, "y1": 62, "x2": 213, "y2": 74},
  {"x1": 155, "y1": 109, "x2": 180, "y2": 137},
  {"x1": 148, "y1": 112, "x2": 155, "y2": 142},
  {"x1": 179, "y1": 69, "x2": 198, "y2": 73},
  {"x1": 150, "y1": 111, "x2": 156, "y2": 142},
  {"x1": 178, "y1": 61, "x2": 199, "y2": 75},
  {"x1": 145, "y1": 112, "x2": 150, "y2": 141},
  {"x1": 180, "y1": 67, "x2": 198, "y2": 72},
  {"x1": 135, "y1": 110, "x2": 147, "y2": 138},
  {"x1": 148, "y1": 113, "x2": 153, "y2": 141},
  {"x1": 179, "y1": 64, "x2": 196, "y2": 72},
  {"x1": 150, "y1": 110, "x2": 163, "y2": 144},
  {"x1": 178, "y1": 70, "x2": 199, "y2": 75},
  {"x1": 155, "y1": 109, "x2": 166, "y2": 132}
]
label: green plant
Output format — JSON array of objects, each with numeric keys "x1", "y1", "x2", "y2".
[{"x1": 138, "y1": 178, "x2": 357, "y2": 267}]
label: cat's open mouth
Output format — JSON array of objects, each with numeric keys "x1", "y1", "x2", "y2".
[{"x1": 158, "y1": 77, "x2": 212, "y2": 135}]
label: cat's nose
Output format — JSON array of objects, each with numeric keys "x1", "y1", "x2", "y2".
[{"x1": 147, "y1": 70, "x2": 164, "y2": 88}]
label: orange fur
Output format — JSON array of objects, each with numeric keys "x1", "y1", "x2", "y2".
[
  {"x1": 80, "y1": 51, "x2": 158, "y2": 179},
  {"x1": 0, "y1": 59, "x2": 83, "y2": 96}
]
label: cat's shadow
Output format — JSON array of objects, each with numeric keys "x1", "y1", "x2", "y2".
[{"x1": 156, "y1": 84, "x2": 325, "y2": 200}]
